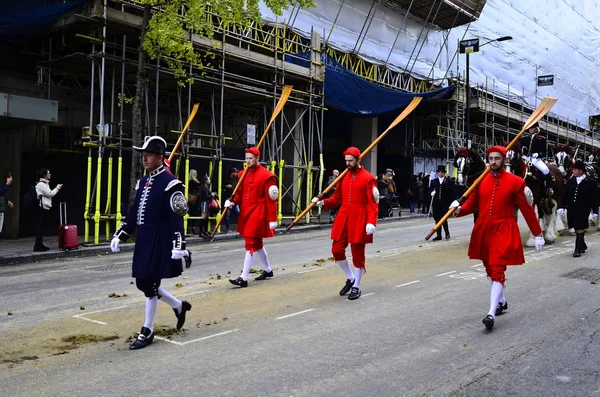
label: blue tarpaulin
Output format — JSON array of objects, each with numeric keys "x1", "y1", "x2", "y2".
[
  {"x1": 0, "y1": 0, "x2": 88, "y2": 40},
  {"x1": 287, "y1": 52, "x2": 455, "y2": 115}
]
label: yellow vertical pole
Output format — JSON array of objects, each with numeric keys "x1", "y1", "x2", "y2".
[
  {"x1": 318, "y1": 153, "x2": 325, "y2": 217},
  {"x1": 94, "y1": 157, "x2": 102, "y2": 244},
  {"x1": 184, "y1": 158, "x2": 190, "y2": 233},
  {"x1": 115, "y1": 155, "x2": 123, "y2": 230},
  {"x1": 216, "y1": 159, "x2": 223, "y2": 233},
  {"x1": 105, "y1": 155, "x2": 113, "y2": 241},
  {"x1": 84, "y1": 155, "x2": 92, "y2": 243},
  {"x1": 277, "y1": 159, "x2": 284, "y2": 224},
  {"x1": 305, "y1": 160, "x2": 313, "y2": 223},
  {"x1": 296, "y1": 162, "x2": 302, "y2": 217}
]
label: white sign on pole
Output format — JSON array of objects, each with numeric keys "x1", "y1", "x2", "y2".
[{"x1": 247, "y1": 124, "x2": 256, "y2": 145}]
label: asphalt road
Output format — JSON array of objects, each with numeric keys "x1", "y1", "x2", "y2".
[{"x1": 2, "y1": 215, "x2": 600, "y2": 396}]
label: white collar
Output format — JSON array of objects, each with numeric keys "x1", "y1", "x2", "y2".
[
  {"x1": 576, "y1": 174, "x2": 586, "y2": 183},
  {"x1": 149, "y1": 165, "x2": 165, "y2": 177}
]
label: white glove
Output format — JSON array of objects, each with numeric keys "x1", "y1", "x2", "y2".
[
  {"x1": 311, "y1": 197, "x2": 324, "y2": 207},
  {"x1": 366, "y1": 223, "x2": 376, "y2": 235},
  {"x1": 269, "y1": 221, "x2": 278, "y2": 229},
  {"x1": 110, "y1": 237, "x2": 121, "y2": 253},
  {"x1": 556, "y1": 208, "x2": 565, "y2": 215},
  {"x1": 224, "y1": 199, "x2": 235, "y2": 209},
  {"x1": 535, "y1": 235, "x2": 545, "y2": 250},
  {"x1": 430, "y1": 191, "x2": 436, "y2": 197},
  {"x1": 532, "y1": 153, "x2": 539, "y2": 159},
  {"x1": 449, "y1": 200, "x2": 461, "y2": 215},
  {"x1": 171, "y1": 249, "x2": 189, "y2": 260}
]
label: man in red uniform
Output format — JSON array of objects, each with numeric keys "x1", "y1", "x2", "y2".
[
  {"x1": 225, "y1": 147, "x2": 279, "y2": 287},
  {"x1": 313, "y1": 147, "x2": 378, "y2": 300},
  {"x1": 450, "y1": 145, "x2": 545, "y2": 330}
]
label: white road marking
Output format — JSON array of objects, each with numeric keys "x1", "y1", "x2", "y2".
[
  {"x1": 396, "y1": 280, "x2": 420, "y2": 288},
  {"x1": 73, "y1": 305, "x2": 129, "y2": 324},
  {"x1": 181, "y1": 329, "x2": 239, "y2": 345},
  {"x1": 154, "y1": 336, "x2": 183, "y2": 346},
  {"x1": 362, "y1": 292, "x2": 374, "y2": 297},
  {"x1": 436, "y1": 271, "x2": 456, "y2": 277},
  {"x1": 276, "y1": 309, "x2": 315, "y2": 320},
  {"x1": 470, "y1": 263, "x2": 484, "y2": 268},
  {"x1": 113, "y1": 261, "x2": 132, "y2": 265},
  {"x1": 298, "y1": 268, "x2": 326, "y2": 274}
]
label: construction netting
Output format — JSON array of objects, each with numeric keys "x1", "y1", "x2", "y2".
[
  {"x1": 288, "y1": 52, "x2": 455, "y2": 115},
  {"x1": 0, "y1": 0, "x2": 87, "y2": 40}
]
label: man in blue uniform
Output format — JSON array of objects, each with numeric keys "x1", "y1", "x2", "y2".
[{"x1": 111, "y1": 136, "x2": 192, "y2": 350}]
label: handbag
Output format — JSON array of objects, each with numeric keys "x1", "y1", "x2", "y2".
[
  {"x1": 208, "y1": 198, "x2": 220, "y2": 210},
  {"x1": 188, "y1": 194, "x2": 198, "y2": 206},
  {"x1": 406, "y1": 189, "x2": 413, "y2": 197}
]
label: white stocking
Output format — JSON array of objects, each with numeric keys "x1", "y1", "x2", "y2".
[
  {"x1": 240, "y1": 251, "x2": 254, "y2": 280},
  {"x1": 488, "y1": 281, "x2": 503, "y2": 318},
  {"x1": 143, "y1": 297, "x2": 158, "y2": 331},
  {"x1": 337, "y1": 259, "x2": 354, "y2": 281},
  {"x1": 158, "y1": 286, "x2": 182, "y2": 313},
  {"x1": 353, "y1": 267, "x2": 364, "y2": 289},
  {"x1": 255, "y1": 248, "x2": 272, "y2": 272}
]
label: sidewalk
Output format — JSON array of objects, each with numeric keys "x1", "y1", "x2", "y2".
[{"x1": 0, "y1": 209, "x2": 426, "y2": 265}]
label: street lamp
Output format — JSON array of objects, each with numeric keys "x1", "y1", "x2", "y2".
[{"x1": 459, "y1": 36, "x2": 512, "y2": 148}]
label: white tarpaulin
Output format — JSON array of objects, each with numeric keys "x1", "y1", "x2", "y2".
[{"x1": 260, "y1": 0, "x2": 600, "y2": 127}]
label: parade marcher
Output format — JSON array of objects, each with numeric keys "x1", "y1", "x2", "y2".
[
  {"x1": 312, "y1": 147, "x2": 378, "y2": 300},
  {"x1": 226, "y1": 147, "x2": 279, "y2": 287},
  {"x1": 429, "y1": 165, "x2": 457, "y2": 240},
  {"x1": 557, "y1": 160, "x2": 598, "y2": 257},
  {"x1": 110, "y1": 136, "x2": 192, "y2": 350},
  {"x1": 519, "y1": 122, "x2": 554, "y2": 195},
  {"x1": 450, "y1": 145, "x2": 545, "y2": 330},
  {"x1": 34, "y1": 168, "x2": 63, "y2": 251}
]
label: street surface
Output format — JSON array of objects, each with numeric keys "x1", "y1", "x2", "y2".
[{"x1": 2, "y1": 215, "x2": 600, "y2": 396}]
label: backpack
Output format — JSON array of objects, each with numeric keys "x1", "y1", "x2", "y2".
[{"x1": 23, "y1": 185, "x2": 40, "y2": 209}]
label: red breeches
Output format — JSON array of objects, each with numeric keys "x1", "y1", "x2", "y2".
[
  {"x1": 331, "y1": 225, "x2": 366, "y2": 269},
  {"x1": 244, "y1": 237, "x2": 264, "y2": 253}
]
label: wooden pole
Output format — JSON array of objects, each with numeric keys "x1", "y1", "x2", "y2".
[
  {"x1": 168, "y1": 103, "x2": 200, "y2": 163},
  {"x1": 209, "y1": 85, "x2": 293, "y2": 239},
  {"x1": 424, "y1": 96, "x2": 558, "y2": 240},
  {"x1": 286, "y1": 96, "x2": 423, "y2": 232}
]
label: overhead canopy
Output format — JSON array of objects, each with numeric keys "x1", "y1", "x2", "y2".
[
  {"x1": 385, "y1": 0, "x2": 487, "y2": 29},
  {"x1": 289, "y1": 53, "x2": 454, "y2": 115}
]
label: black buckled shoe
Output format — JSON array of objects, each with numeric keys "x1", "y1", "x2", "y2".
[
  {"x1": 348, "y1": 287, "x2": 361, "y2": 300},
  {"x1": 339, "y1": 279, "x2": 355, "y2": 296},
  {"x1": 255, "y1": 270, "x2": 273, "y2": 281},
  {"x1": 495, "y1": 301, "x2": 508, "y2": 316},
  {"x1": 445, "y1": 234, "x2": 451, "y2": 240},
  {"x1": 581, "y1": 240, "x2": 588, "y2": 254},
  {"x1": 129, "y1": 327, "x2": 154, "y2": 350},
  {"x1": 184, "y1": 251, "x2": 192, "y2": 268},
  {"x1": 174, "y1": 301, "x2": 192, "y2": 330},
  {"x1": 432, "y1": 235, "x2": 442, "y2": 241},
  {"x1": 229, "y1": 277, "x2": 248, "y2": 288},
  {"x1": 482, "y1": 315, "x2": 495, "y2": 330}
]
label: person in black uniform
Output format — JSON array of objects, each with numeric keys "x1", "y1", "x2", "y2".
[
  {"x1": 519, "y1": 122, "x2": 554, "y2": 195},
  {"x1": 430, "y1": 165, "x2": 457, "y2": 240},
  {"x1": 110, "y1": 136, "x2": 192, "y2": 350},
  {"x1": 557, "y1": 160, "x2": 598, "y2": 257}
]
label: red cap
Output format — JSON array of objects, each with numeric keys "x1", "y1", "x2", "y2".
[
  {"x1": 163, "y1": 158, "x2": 171, "y2": 167},
  {"x1": 343, "y1": 146, "x2": 361, "y2": 158},
  {"x1": 486, "y1": 145, "x2": 507, "y2": 157},
  {"x1": 245, "y1": 147, "x2": 260, "y2": 157}
]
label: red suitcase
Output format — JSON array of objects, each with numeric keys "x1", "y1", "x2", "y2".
[{"x1": 58, "y1": 202, "x2": 79, "y2": 251}]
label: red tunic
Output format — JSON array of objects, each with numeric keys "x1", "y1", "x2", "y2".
[
  {"x1": 457, "y1": 169, "x2": 542, "y2": 265},
  {"x1": 322, "y1": 166, "x2": 378, "y2": 244},
  {"x1": 233, "y1": 164, "x2": 278, "y2": 238}
]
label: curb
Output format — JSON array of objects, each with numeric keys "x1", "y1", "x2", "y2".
[{"x1": 0, "y1": 213, "x2": 421, "y2": 266}]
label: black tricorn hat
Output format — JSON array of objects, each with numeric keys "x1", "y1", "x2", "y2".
[
  {"x1": 437, "y1": 165, "x2": 447, "y2": 173},
  {"x1": 133, "y1": 136, "x2": 167, "y2": 155},
  {"x1": 573, "y1": 160, "x2": 586, "y2": 170}
]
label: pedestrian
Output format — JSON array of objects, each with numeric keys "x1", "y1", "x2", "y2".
[
  {"x1": 187, "y1": 169, "x2": 202, "y2": 235},
  {"x1": 110, "y1": 136, "x2": 192, "y2": 350},
  {"x1": 429, "y1": 165, "x2": 456, "y2": 240},
  {"x1": 34, "y1": 168, "x2": 63, "y2": 251},
  {"x1": 197, "y1": 174, "x2": 212, "y2": 239},
  {"x1": 0, "y1": 173, "x2": 14, "y2": 233},
  {"x1": 557, "y1": 160, "x2": 598, "y2": 257},
  {"x1": 408, "y1": 175, "x2": 419, "y2": 214},
  {"x1": 449, "y1": 145, "x2": 545, "y2": 330},
  {"x1": 223, "y1": 167, "x2": 239, "y2": 233},
  {"x1": 421, "y1": 172, "x2": 430, "y2": 214},
  {"x1": 226, "y1": 147, "x2": 279, "y2": 288},
  {"x1": 326, "y1": 169, "x2": 340, "y2": 222},
  {"x1": 312, "y1": 146, "x2": 378, "y2": 300},
  {"x1": 519, "y1": 122, "x2": 554, "y2": 195}
]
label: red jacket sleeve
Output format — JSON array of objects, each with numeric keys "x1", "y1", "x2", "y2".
[
  {"x1": 456, "y1": 186, "x2": 478, "y2": 218},
  {"x1": 323, "y1": 175, "x2": 343, "y2": 209},
  {"x1": 516, "y1": 181, "x2": 542, "y2": 236}
]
